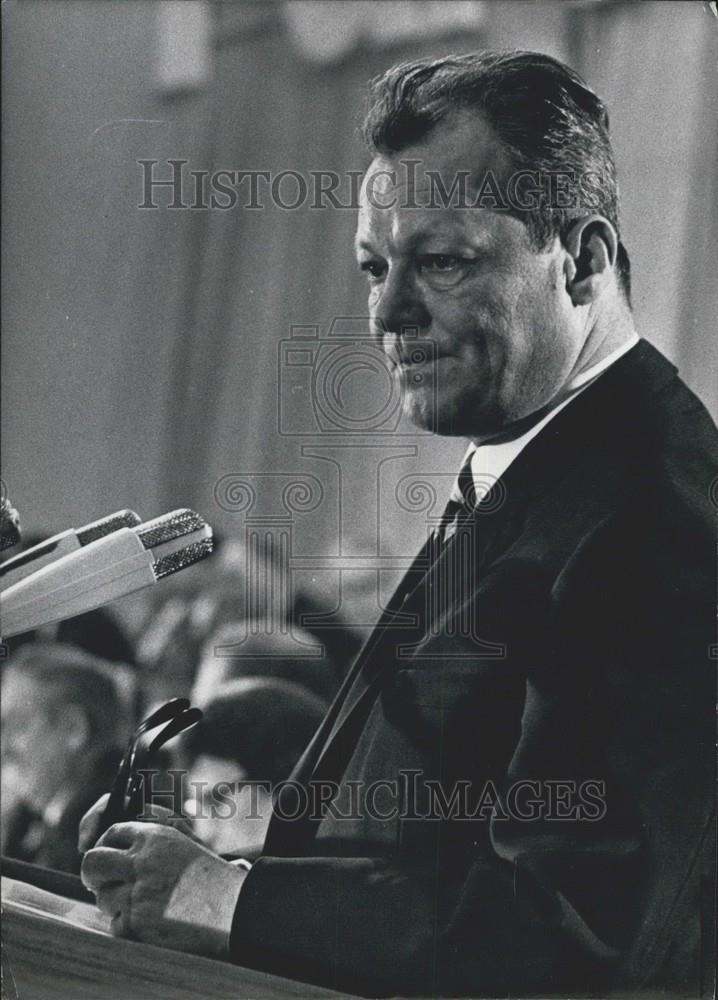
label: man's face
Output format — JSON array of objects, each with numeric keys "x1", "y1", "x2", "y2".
[
  {"x1": 356, "y1": 112, "x2": 582, "y2": 440},
  {"x1": 1, "y1": 673, "x2": 70, "y2": 812}
]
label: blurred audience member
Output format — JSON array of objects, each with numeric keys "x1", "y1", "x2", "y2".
[
  {"x1": 176, "y1": 678, "x2": 327, "y2": 856},
  {"x1": 131, "y1": 534, "x2": 361, "y2": 706},
  {"x1": 191, "y1": 622, "x2": 339, "y2": 704},
  {"x1": 133, "y1": 538, "x2": 250, "y2": 704},
  {"x1": 5, "y1": 606, "x2": 136, "y2": 668},
  {"x1": 1, "y1": 642, "x2": 132, "y2": 873},
  {"x1": 55, "y1": 609, "x2": 135, "y2": 667}
]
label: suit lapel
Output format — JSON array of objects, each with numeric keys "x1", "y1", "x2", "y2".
[
  {"x1": 262, "y1": 535, "x2": 436, "y2": 854},
  {"x1": 297, "y1": 504, "x2": 497, "y2": 797}
]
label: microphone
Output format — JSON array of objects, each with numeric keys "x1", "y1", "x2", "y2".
[
  {"x1": 0, "y1": 510, "x2": 141, "y2": 588},
  {"x1": 0, "y1": 495, "x2": 21, "y2": 552},
  {"x1": 0, "y1": 509, "x2": 213, "y2": 639}
]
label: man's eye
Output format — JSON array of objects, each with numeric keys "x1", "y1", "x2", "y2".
[
  {"x1": 360, "y1": 260, "x2": 386, "y2": 282},
  {"x1": 418, "y1": 255, "x2": 472, "y2": 287},
  {"x1": 420, "y1": 255, "x2": 461, "y2": 273}
]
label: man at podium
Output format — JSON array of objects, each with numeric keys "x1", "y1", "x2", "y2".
[{"x1": 78, "y1": 51, "x2": 717, "y2": 998}]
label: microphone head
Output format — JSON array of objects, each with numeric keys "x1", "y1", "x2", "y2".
[
  {"x1": 77, "y1": 509, "x2": 142, "y2": 546},
  {"x1": 135, "y1": 508, "x2": 213, "y2": 580},
  {"x1": 0, "y1": 496, "x2": 21, "y2": 552},
  {"x1": 153, "y1": 539, "x2": 214, "y2": 579}
]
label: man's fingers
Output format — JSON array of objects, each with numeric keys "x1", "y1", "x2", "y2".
[
  {"x1": 138, "y1": 803, "x2": 192, "y2": 831},
  {"x1": 102, "y1": 884, "x2": 137, "y2": 940},
  {"x1": 95, "y1": 820, "x2": 160, "y2": 851},
  {"x1": 81, "y1": 845, "x2": 135, "y2": 892},
  {"x1": 78, "y1": 793, "x2": 111, "y2": 853},
  {"x1": 78, "y1": 797, "x2": 196, "y2": 856},
  {"x1": 138, "y1": 803, "x2": 175, "y2": 823},
  {"x1": 96, "y1": 880, "x2": 131, "y2": 918},
  {"x1": 110, "y1": 909, "x2": 136, "y2": 940},
  {"x1": 138, "y1": 803, "x2": 198, "y2": 841}
]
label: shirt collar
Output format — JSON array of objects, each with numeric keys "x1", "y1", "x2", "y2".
[{"x1": 562, "y1": 332, "x2": 640, "y2": 394}]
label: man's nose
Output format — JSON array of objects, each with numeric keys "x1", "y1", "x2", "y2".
[{"x1": 372, "y1": 267, "x2": 430, "y2": 346}]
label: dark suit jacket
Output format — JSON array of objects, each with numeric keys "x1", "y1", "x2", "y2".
[{"x1": 229, "y1": 341, "x2": 717, "y2": 997}]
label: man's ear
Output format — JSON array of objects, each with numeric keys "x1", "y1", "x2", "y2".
[{"x1": 563, "y1": 215, "x2": 618, "y2": 306}]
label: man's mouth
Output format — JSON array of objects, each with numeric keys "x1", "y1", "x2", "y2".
[
  {"x1": 396, "y1": 354, "x2": 451, "y2": 381},
  {"x1": 393, "y1": 347, "x2": 443, "y2": 370}
]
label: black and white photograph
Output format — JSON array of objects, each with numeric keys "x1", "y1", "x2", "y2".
[{"x1": 2, "y1": 2, "x2": 717, "y2": 998}]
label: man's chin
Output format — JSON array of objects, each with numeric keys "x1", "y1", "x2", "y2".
[
  {"x1": 403, "y1": 393, "x2": 502, "y2": 439},
  {"x1": 402, "y1": 395, "x2": 440, "y2": 435},
  {"x1": 403, "y1": 400, "x2": 468, "y2": 438}
]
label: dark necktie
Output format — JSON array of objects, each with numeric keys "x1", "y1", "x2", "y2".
[{"x1": 434, "y1": 456, "x2": 477, "y2": 546}]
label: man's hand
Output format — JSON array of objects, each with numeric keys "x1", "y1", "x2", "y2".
[
  {"x1": 78, "y1": 794, "x2": 201, "y2": 853},
  {"x1": 80, "y1": 821, "x2": 247, "y2": 956}
]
